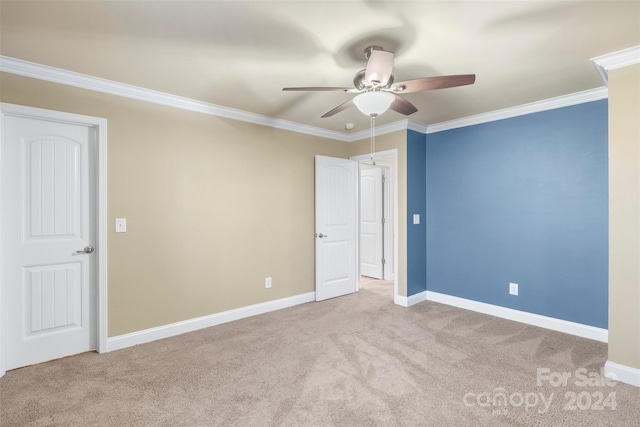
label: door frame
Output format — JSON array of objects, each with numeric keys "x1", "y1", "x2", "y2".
[
  {"x1": 350, "y1": 149, "x2": 399, "y2": 302},
  {"x1": 0, "y1": 103, "x2": 108, "y2": 377}
]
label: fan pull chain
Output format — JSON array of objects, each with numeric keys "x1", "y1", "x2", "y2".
[{"x1": 370, "y1": 114, "x2": 376, "y2": 165}]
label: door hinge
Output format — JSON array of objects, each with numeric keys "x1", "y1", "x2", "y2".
[
  {"x1": 382, "y1": 174, "x2": 386, "y2": 184},
  {"x1": 382, "y1": 217, "x2": 386, "y2": 224},
  {"x1": 382, "y1": 258, "x2": 386, "y2": 265}
]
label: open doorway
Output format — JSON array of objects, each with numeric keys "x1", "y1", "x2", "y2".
[
  {"x1": 351, "y1": 150, "x2": 398, "y2": 302},
  {"x1": 359, "y1": 161, "x2": 393, "y2": 280}
]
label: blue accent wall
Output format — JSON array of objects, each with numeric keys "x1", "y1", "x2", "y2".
[
  {"x1": 407, "y1": 129, "x2": 427, "y2": 296},
  {"x1": 425, "y1": 100, "x2": 608, "y2": 328}
]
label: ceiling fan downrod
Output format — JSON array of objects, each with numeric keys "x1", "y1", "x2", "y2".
[{"x1": 364, "y1": 45, "x2": 384, "y2": 59}]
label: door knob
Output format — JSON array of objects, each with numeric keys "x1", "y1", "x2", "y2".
[
  {"x1": 73, "y1": 245, "x2": 95, "y2": 255},
  {"x1": 317, "y1": 233, "x2": 328, "y2": 238}
]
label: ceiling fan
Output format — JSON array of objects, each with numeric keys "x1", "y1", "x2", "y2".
[{"x1": 283, "y1": 46, "x2": 476, "y2": 118}]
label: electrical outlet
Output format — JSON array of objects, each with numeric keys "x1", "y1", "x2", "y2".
[
  {"x1": 265, "y1": 277, "x2": 272, "y2": 289},
  {"x1": 509, "y1": 282, "x2": 518, "y2": 296}
]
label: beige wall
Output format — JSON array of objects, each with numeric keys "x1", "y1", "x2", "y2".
[
  {"x1": 608, "y1": 63, "x2": 640, "y2": 370},
  {"x1": 10, "y1": 62, "x2": 634, "y2": 349},
  {"x1": 347, "y1": 131, "x2": 408, "y2": 296},
  {"x1": 0, "y1": 73, "x2": 348, "y2": 336}
]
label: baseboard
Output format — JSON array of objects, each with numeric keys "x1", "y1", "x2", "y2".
[
  {"x1": 106, "y1": 292, "x2": 315, "y2": 352},
  {"x1": 407, "y1": 290, "x2": 427, "y2": 307},
  {"x1": 605, "y1": 361, "x2": 640, "y2": 388},
  {"x1": 394, "y1": 290, "x2": 427, "y2": 307},
  {"x1": 394, "y1": 295, "x2": 408, "y2": 307},
  {"x1": 425, "y1": 291, "x2": 608, "y2": 343}
]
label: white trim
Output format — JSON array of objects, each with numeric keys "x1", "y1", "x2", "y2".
[
  {"x1": 96, "y1": 118, "x2": 108, "y2": 355},
  {"x1": 426, "y1": 87, "x2": 608, "y2": 134},
  {"x1": 395, "y1": 290, "x2": 427, "y2": 307},
  {"x1": 0, "y1": 103, "x2": 108, "y2": 376},
  {"x1": 345, "y1": 119, "x2": 428, "y2": 142},
  {"x1": 425, "y1": 291, "x2": 608, "y2": 343},
  {"x1": 0, "y1": 55, "x2": 612, "y2": 142},
  {"x1": 604, "y1": 361, "x2": 640, "y2": 388},
  {"x1": 591, "y1": 46, "x2": 640, "y2": 85},
  {"x1": 394, "y1": 295, "x2": 408, "y2": 307},
  {"x1": 0, "y1": 56, "x2": 348, "y2": 142},
  {"x1": 379, "y1": 163, "x2": 394, "y2": 281},
  {"x1": 0, "y1": 54, "x2": 415, "y2": 143},
  {"x1": 107, "y1": 291, "x2": 315, "y2": 352},
  {"x1": 407, "y1": 290, "x2": 428, "y2": 306},
  {"x1": 407, "y1": 120, "x2": 429, "y2": 134},
  {"x1": 346, "y1": 120, "x2": 428, "y2": 142}
]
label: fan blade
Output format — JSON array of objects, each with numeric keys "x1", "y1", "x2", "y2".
[
  {"x1": 321, "y1": 100, "x2": 354, "y2": 118},
  {"x1": 392, "y1": 74, "x2": 476, "y2": 93},
  {"x1": 365, "y1": 50, "x2": 394, "y2": 86},
  {"x1": 389, "y1": 95, "x2": 418, "y2": 115},
  {"x1": 282, "y1": 87, "x2": 351, "y2": 92}
]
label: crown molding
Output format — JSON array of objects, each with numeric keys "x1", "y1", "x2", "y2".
[
  {"x1": 345, "y1": 119, "x2": 418, "y2": 142},
  {"x1": 0, "y1": 55, "x2": 611, "y2": 142},
  {"x1": 426, "y1": 87, "x2": 608, "y2": 134},
  {"x1": 407, "y1": 120, "x2": 429, "y2": 134},
  {"x1": 591, "y1": 45, "x2": 640, "y2": 85},
  {"x1": 0, "y1": 56, "x2": 350, "y2": 142},
  {"x1": 345, "y1": 120, "x2": 427, "y2": 142}
]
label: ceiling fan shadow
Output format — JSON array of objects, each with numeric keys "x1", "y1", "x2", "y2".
[
  {"x1": 333, "y1": 21, "x2": 417, "y2": 68},
  {"x1": 38, "y1": 1, "x2": 325, "y2": 61},
  {"x1": 389, "y1": 63, "x2": 441, "y2": 83},
  {"x1": 482, "y1": 2, "x2": 585, "y2": 32},
  {"x1": 268, "y1": 92, "x2": 316, "y2": 118}
]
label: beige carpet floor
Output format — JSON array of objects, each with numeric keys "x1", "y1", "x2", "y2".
[{"x1": 1, "y1": 279, "x2": 639, "y2": 426}]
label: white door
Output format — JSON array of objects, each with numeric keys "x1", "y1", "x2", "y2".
[
  {"x1": 315, "y1": 155, "x2": 357, "y2": 301},
  {"x1": 1, "y1": 114, "x2": 97, "y2": 371},
  {"x1": 360, "y1": 166, "x2": 383, "y2": 279}
]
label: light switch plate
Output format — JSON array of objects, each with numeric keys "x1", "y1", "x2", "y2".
[
  {"x1": 413, "y1": 214, "x2": 420, "y2": 225},
  {"x1": 509, "y1": 282, "x2": 519, "y2": 296},
  {"x1": 115, "y1": 218, "x2": 127, "y2": 233}
]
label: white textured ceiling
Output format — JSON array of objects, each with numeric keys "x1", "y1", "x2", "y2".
[{"x1": 1, "y1": 1, "x2": 639, "y2": 133}]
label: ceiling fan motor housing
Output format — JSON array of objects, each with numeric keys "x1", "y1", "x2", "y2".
[{"x1": 354, "y1": 69, "x2": 394, "y2": 90}]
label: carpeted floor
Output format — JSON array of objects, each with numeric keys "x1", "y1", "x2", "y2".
[{"x1": 1, "y1": 279, "x2": 639, "y2": 426}]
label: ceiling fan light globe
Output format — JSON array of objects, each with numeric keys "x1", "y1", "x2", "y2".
[{"x1": 353, "y1": 91, "x2": 395, "y2": 117}]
